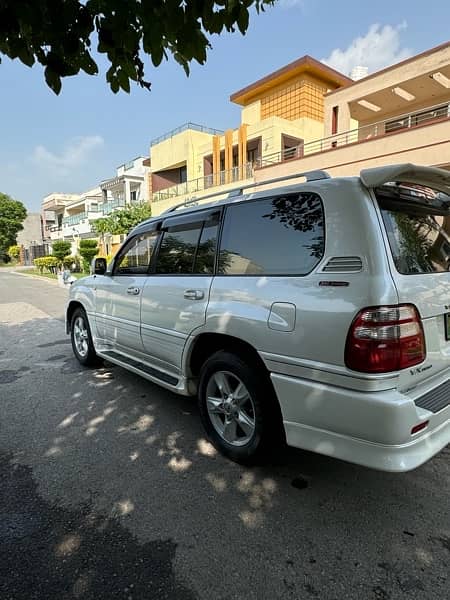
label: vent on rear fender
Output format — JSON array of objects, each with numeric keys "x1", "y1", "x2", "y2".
[{"x1": 321, "y1": 256, "x2": 363, "y2": 273}]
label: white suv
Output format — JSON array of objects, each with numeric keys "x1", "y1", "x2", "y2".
[{"x1": 67, "y1": 163, "x2": 450, "y2": 471}]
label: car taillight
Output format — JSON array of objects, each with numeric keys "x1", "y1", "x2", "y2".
[{"x1": 345, "y1": 304, "x2": 425, "y2": 373}]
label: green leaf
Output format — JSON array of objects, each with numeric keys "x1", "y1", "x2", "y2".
[
  {"x1": 117, "y1": 68, "x2": 130, "y2": 92},
  {"x1": 110, "y1": 77, "x2": 120, "y2": 93},
  {"x1": 237, "y1": 7, "x2": 249, "y2": 34},
  {"x1": 44, "y1": 67, "x2": 62, "y2": 95},
  {"x1": 81, "y1": 54, "x2": 98, "y2": 75},
  {"x1": 0, "y1": 0, "x2": 276, "y2": 93}
]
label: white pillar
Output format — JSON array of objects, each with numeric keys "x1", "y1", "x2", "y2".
[{"x1": 124, "y1": 178, "x2": 131, "y2": 205}]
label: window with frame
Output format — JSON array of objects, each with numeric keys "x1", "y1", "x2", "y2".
[
  {"x1": 114, "y1": 231, "x2": 159, "y2": 275},
  {"x1": 155, "y1": 223, "x2": 202, "y2": 274},
  {"x1": 218, "y1": 193, "x2": 325, "y2": 275},
  {"x1": 155, "y1": 213, "x2": 219, "y2": 275}
]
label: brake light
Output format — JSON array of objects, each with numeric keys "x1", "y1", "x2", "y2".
[{"x1": 345, "y1": 304, "x2": 425, "y2": 373}]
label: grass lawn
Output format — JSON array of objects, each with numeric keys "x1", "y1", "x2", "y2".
[{"x1": 19, "y1": 269, "x2": 87, "y2": 281}]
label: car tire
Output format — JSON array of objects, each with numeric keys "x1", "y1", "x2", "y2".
[
  {"x1": 70, "y1": 307, "x2": 101, "y2": 367},
  {"x1": 198, "y1": 351, "x2": 283, "y2": 464}
]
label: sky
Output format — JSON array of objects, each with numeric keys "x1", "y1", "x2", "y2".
[{"x1": 1, "y1": 0, "x2": 450, "y2": 213}]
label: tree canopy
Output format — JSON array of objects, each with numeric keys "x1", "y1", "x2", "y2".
[
  {"x1": 0, "y1": 0, "x2": 274, "y2": 94},
  {"x1": 51, "y1": 240, "x2": 72, "y2": 264},
  {"x1": 0, "y1": 193, "x2": 27, "y2": 259},
  {"x1": 93, "y1": 203, "x2": 152, "y2": 235}
]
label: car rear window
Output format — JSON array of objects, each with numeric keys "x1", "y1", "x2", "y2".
[{"x1": 377, "y1": 184, "x2": 450, "y2": 274}]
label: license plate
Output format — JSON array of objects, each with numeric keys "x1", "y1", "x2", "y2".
[{"x1": 446, "y1": 314, "x2": 450, "y2": 341}]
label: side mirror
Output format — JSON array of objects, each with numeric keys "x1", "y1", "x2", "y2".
[{"x1": 92, "y1": 257, "x2": 107, "y2": 275}]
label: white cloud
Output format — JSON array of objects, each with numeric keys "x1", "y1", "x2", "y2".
[
  {"x1": 322, "y1": 23, "x2": 412, "y2": 76},
  {"x1": 32, "y1": 135, "x2": 104, "y2": 176}
]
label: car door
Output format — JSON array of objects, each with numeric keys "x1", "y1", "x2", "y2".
[
  {"x1": 140, "y1": 209, "x2": 220, "y2": 371},
  {"x1": 95, "y1": 228, "x2": 160, "y2": 354}
]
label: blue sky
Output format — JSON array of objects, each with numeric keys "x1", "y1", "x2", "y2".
[{"x1": 1, "y1": 0, "x2": 450, "y2": 212}]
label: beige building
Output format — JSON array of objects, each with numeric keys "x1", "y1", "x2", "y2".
[
  {"x1": 39, "y1": 40, "x2": 450, "y2": 252},
  {"x1": 149, "y1": 41, "x2": 450, "y2": 213},
  {"x1": 256, "y1": 41, "x2": 450, "y2": 182},
  {"x1": 149, "y1": 57, "x2": 351, "y2": 214}
]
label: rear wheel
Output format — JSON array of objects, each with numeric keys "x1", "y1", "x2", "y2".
[
  {"x1": 198, "y1": 351, "x2": 283, "y2": 464},
  {"x1": 70, "y1": 307, "x2": 101, "y2": 367}
]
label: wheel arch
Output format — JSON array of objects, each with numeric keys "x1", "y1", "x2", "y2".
[
  {"x1": 66, "y1": 300, "x2": 85, "y2": 334},
  {"x1": 187, "y1": 332, "x2": 269, "y2": 379}
]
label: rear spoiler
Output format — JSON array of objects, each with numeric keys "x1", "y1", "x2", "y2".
[{"x1": 360, "y1": 164, "x2": 450, "y2": 195}]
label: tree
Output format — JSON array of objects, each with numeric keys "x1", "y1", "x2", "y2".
[
  {"x1": 79, "y1": 239, "x2": 99, "y2": 272},
  {"x1": 92, "y1": 204, "x2": 152, "y2": 235},
  {"x1": 0, "y1": 1, "x2": 274, "y2": 95},
  {"x1": 0, "y1": 193, "x2": 27, "y2": 260},
  {"x1": 52, "y1": 240, "x2": 72, "y2": 266}
]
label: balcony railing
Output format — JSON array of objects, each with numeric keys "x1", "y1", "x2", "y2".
[
  {"x1": 101, "y1": 198, "x2": 126, "y2": 215},
  {"x1": 258, "y1": 101, "x2": 450, "y2": 167},
  {"x1": 151, "y1": 122, "x2": 224, "y2": 147},
  {"x1": 152, "y1": 163, "x2": 254, "y2": 203}
]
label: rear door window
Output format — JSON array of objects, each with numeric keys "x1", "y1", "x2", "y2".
[
  {"x1": 154, "y1": 210, "x2": 220, "y2": 275},
  {"x1": 218, "y1": 193, "x2": 325, "y2": 275},
  {"x1": 377, "y1": 185, "x2": 450, "y2": 274}
]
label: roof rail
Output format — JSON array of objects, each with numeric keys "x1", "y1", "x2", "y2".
[{"x1": 161, "y1": 169, "x2": 331, "y2": 214}]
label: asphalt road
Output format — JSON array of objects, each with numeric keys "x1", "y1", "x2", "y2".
[{"x1": 0, "y1": 270, "x2": 449, "y2": 600}]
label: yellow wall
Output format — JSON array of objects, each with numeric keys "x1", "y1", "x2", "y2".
[
  {"x1": 150, "y1": 129, "x2": 215, "y2": 180},
  {"x1": 260, "y1": 74, "x2": 330, "y2": 122},
  {"x1": 241, "y1": 100, "x2": 261, "y2": 125}
]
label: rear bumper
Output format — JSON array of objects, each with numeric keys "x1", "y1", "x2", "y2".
[{"x1": 271, "y1": 372, "x2": 450, "y2": 472}]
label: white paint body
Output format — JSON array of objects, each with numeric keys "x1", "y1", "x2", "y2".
[{"x1": 68, "y1": 165, "x2": 450, "y2": 472}]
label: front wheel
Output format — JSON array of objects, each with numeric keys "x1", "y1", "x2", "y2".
[
  {"x1": 198, "y1": 351, "x2": 282, "y2": 464},
  {"x1": 70, "y1": 307, "x2": 101, "y2": 367}
]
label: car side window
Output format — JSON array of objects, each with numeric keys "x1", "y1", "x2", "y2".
[
  {"x1": 218, "y1": 193, "x2": 325, "y2": 275},
  {"x1": 155, "y1": 223, "x2": 203, "y2": 274},
  {"x1": 113, "y1": 231, "x2": 159, "y2": 275},
  {"x1": 193, "y1": 219, "x2": 219, "y2": 275}
]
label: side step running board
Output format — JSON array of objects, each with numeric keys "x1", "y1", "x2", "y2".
[{"x1": 100, "y1": 350, "x2": 179, "y2": 386}]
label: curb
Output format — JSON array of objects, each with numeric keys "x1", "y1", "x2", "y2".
[{"x1": 12, "y1": 271, "x2": 61, "y2": 286}]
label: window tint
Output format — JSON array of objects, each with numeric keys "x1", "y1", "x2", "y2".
[
  {"x1": 156, "y1": 224, "x2": 202, "y2": 274},
  {"x1": 193, "y1": 223, "x2": 219, "y2": 274},
  {"x1": 218, "y1": 193, "x2": 325, "y2": 275},
  {"x1": 378, "y1": 188, "x2": 450, "y2": 274},
  {"x1": 114, "y1": 232, "x2": 159, "y2": 275}
]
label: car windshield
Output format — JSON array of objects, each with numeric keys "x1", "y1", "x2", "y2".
[{"x1": 376, "y1": 184, "x2": 450, "y2": 275}]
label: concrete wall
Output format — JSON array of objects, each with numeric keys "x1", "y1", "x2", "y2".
[
  {"x1": 324, "y1": 44, "x2": 450, "y2": 135},
  {"x1": 254, "y1": 119, "x2": 450, "y2": 183},
  {"x1": 151, "y1": 130, "x2": 216, "y2": 180},
  {"x1": 241, "y1": 100, "x2": 261, "y2": 125},
  {"x1": 17, "y1": 214, "x2": 43, "y2": 248}
]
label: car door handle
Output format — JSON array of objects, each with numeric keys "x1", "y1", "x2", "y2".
[
  {"x1": 126, "y1": 286, "x2": 140, "y2": 295},
  {"x1": 184, "y1": 289, "x2": 204, "y2": 300}
]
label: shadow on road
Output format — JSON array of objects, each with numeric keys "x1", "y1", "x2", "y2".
[
  {"x1": 0, "y1": 316, "x2": 449, "y2": 600},
  {"x1": 0, "y1": 453, "x2": 196, "y2": 600}
]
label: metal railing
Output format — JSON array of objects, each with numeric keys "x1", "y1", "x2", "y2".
[
  {"x1": 258, "y1": 101, "x2": 450, "y2": 167},
  {"x1": 152, "y1": 163, "x2": 254, "y2": 203},
  {"x1": 152, "y1": 163, "x2": 253, "y2": 203},
  {"x1": 151, "y1": 122, "x2": 224, "y2": 146}
]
